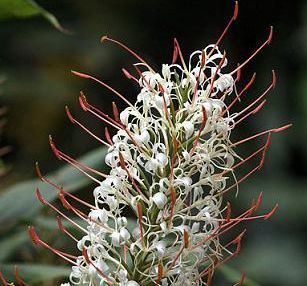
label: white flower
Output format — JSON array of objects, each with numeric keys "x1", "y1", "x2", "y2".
[
  {"x1": 152, "y1": 192, "x2": 168, "y2": 209},
  {"x1": 55, "y1": 16, "x2": 282, "y2": 285}
]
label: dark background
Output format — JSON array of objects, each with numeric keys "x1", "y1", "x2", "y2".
[{"x1": 0, "y1": 1, "x2": 306, "y2": 285}]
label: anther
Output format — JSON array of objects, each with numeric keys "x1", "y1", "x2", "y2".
[{"x1": 112, "y1": 102, "x2": 120, "y2": 122}]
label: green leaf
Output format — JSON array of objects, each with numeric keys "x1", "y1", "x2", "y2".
[
  {"x1": 0, "y1": 0, "x2": 67, "y2": 33},
  {"x1": 0, "y1": 231, "x2": 28, "y2": 262},
  {"x1": 218, "y1": 265, "x2": 261, "y2": 286},
  {"x1": 0, "y1": 263, "x2": 70, "y2": 284},
  {"x1": 0, "y1": 147, "x2": 108, "y2": 226}
]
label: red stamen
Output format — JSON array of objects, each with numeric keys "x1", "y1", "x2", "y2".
[
  {"x1": 28, "y1": 226, "x2": 77, "y2": 264},
  {"x1": 224, "y1": 73, "x2": 257, "y2": 115},
  {"x1": 79, "y1": 93, "x2": 122, "y2": 130},
  {"x1": 258, "y1": 133, "x2": 271, "y2": 170},
  {"x1": 230, "y1": 26, "x2": 273, "y2": 75},
  {"x1": 168, "y1": 186, "x2": 176, "y2": 229},
  {"x1": 232, "y1": 123, "x2": 292, "y2": 147},
  {"x1": 183, "y1": 229, "x2": 189, "y2": 248},
  {"x1": 232, "y1": 70, "x2": 275, "y2": 119},
  {"x1": 82, "y1": 248, "x2": 112, "y2": 282},
  {"x1": 35, "y1": 162, "x2": 96, "y2": 209},
  {"x1": 118, "y1": 152, "x2": 148, "y2": 201},
  {"x1": 190, "y1": 106, "x2": 207, "y2": 154},
  {"x1": 104, "y1": 127, "x2": 113, "y2": 145},
  {"x1": 264, "y1": 203, "x2": 278, "y2": 220},
  {"x1": 172, "y1": 42, "x2": 178, "y2": 64},
  {"x1": 235, "y1": 63, "x2": 241, "y2": 82},
  {"x1": 234, "y1": 100, "x2": 266, "y2": 126},
  {"x1": 35, "y1": 188, "x2": 88, "y2": 233},
  {"x1": 198, "y1": 230, "x2": 245, "y2": 279},
  {"x1": 174, "y1": 38, "x2": 188, "y2": 70},
  {"x1": 157, "y1": 262, "x2": 163, "y2": 284},
  {"x1": 101, "y1": 36, "x2": 153, "y2": 71},
  {"x1": 58, "y1": 191, "x2": 72, "y2": 210},
  {"x1": 208, "y1": 1, "x2": 239, "y2": 57},
  {"x1": 112, "y1": 102, "x2": 120, "y2": 122},
  {"x1": 65, "y1": 106, "x2": 110, "y2": 146},
  {"x1": 122, "y1": 68, "x2": 139, "y2": 83},
  {"x1": 57, "y1": 216, "x2": 78, "y2": 242},
  {"x1": 71, "y1": 70, "x2": 133, "y2": 107},
  {"x1": 49, "y1": 135, "x2": 106, "y2": 182}
]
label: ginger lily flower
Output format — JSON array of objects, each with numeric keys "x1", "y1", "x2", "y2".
[{"x1": 29, "y1": 2, "x2": 290, "y2": 285}]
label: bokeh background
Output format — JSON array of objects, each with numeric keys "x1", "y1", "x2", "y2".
[{"x1": 0, "y1": 0, "x2": 306, "y2": 285}]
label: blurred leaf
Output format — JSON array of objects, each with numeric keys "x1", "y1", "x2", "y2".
[
  {"x1": 0, "y1": 231, "x2": 28, "y2": 262},
  {"x1": 218, "y1": 265, "x2": 260, "y2": 286},
  {"x1": 0, "y1": 263, "x2": 70, "y2": 284},
  {"x1": 0, "y1": 147, "x2": 108, "y2": 226},
  {"x1": 0, "y1": 0, "x2": 67, "y2": 33}
]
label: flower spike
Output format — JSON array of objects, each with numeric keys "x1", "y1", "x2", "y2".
[{"x1": 34, "y1": 7, "x2": 290, "y2": 285}]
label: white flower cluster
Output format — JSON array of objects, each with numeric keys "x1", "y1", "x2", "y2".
[{"x1": 64, "y1": 44, "x2": 239, "y2": 286}]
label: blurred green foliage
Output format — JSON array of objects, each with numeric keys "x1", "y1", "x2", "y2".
[
  {"x1": 0, "y1": 0, "x2": 66, "y2": 32},
  {"x1": 0, "y1": 0, "x2": 306, "y2": 285}
]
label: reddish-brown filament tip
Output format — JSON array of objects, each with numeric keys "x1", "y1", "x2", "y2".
[
  {"x1": 112, "y1": 102, "x2": 120, "y2": 122},
  {"x1": 28, "y1": 226, "x2": 41, "y2": 246},
  {"x1": 157, "y1": 263, "x2": 163, "y2": 284},
  {"x1": 101, "y1": 35, "x2": 153, "y2": 72},
  {"x1": 65, "y1": 106, "x2": 110, "y2": 147},
  {"x1": 71, "y1": 70, "x2": 91, "y2": 79},
  {"x1": 72, "y1": 70, "x2": 133, "y2": 107},
  {"x1": 231, "y1": 26, "x2": 274, "y2": 75},
  {"x1": 58, "y1": 191, "x2": 72, "y2": 210},
  {"x1": 172, "y1": 43, "x2": 178, "y2": 64},
  {"x1": 118, "y1": 152, "x2": 126, "y2": 169},
  {"x1": 235, "y1": 63, "x2": 241, "y2": 82},
  {"x1": 35, "y1": 188, "x2": 46, "y2": 205},
  {"x1": 190, "y1": 106, "x2": 207, "y2": 154},
  {"x1": 122, "y1": 68, "x2": 139, "y2": 83},
  {"x1": 264, "y1": 204, "x2": 278, "y2": 220},
  {"x1": 208, "y1": 1, "x2": 239, "y2": 58},
  {"x1": 29, "y1": 226, "x2": 77, "y2": 264},
  {"x1": 35, "y1": 163, "x2": 96, "y2": 210},
  {"x1": 258, "y1": 133, "x2": 271, "y2": 170},
  {"x1": 168, "y1": 186, "x2": 176, "y2": 228},
  {"x1": 232, "y1": 123, "x2": 292, "y2": 148},
  {"x1": 233, "y1": 1, "x2": 239, "y2": 20},
  {"x1": 49, "y1": 135, "x2": 61, "y2": 160},
  {"x1": 105, "y1": 127, "x2": 113, "y2": 145},
  {"x1": 173, "y1": 38, "x2": 187, "y2": 69},
  {"x1": 183, "y1": 229, "x2": 189, "y2": 248},
  {"x1": 65, "y1": 106, "x2": 75, "y2": 124},
  {"x1": 254, "y1": 192, "x2": 263, "y2": 211},
  {"x1": 79, "y1": 92, "x2": 89, "y2": 111},
  {"x1": 82, "y1": 249, "x2": 111, "y2": 282}
]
